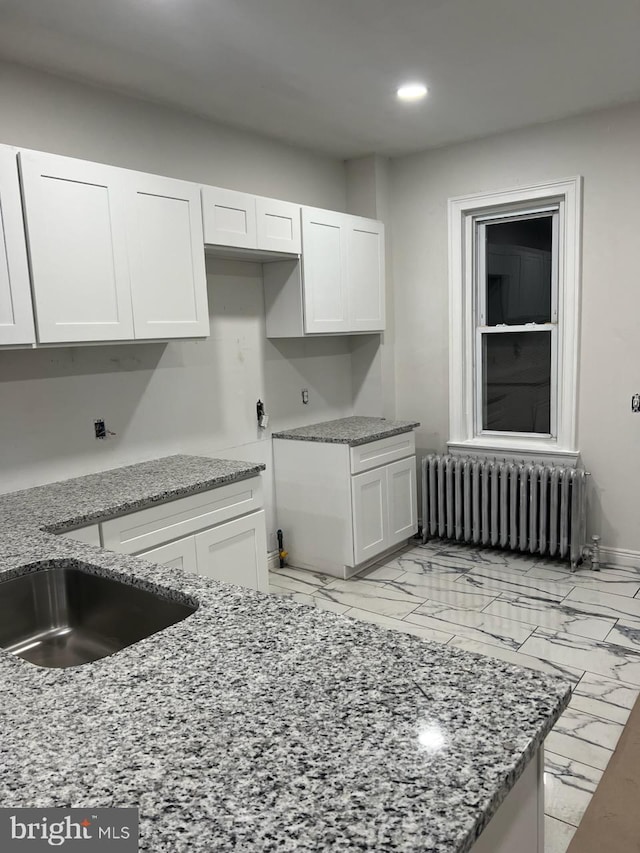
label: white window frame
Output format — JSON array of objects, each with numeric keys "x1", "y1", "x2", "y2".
[{"x1": 447, "y1": 177, "x2": 582, "y2": 465}]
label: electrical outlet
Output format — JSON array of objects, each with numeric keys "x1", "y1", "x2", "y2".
[
  {"x1": 94, "y1": 419, "x2": 117, "y2": 440},
  {"x1": 301, "y1": 388, "x2": 309, "y2": 405}
]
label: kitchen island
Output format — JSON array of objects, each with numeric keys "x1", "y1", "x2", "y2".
[{"x1": 0, "y1": 455, "x2": 571, "y2": 852}]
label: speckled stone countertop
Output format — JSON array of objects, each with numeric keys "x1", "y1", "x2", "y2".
[
  {"x1": 272, "y1": 415, "x2": 420, "y2": 446},
  {"x1": 0, "y1": 454, "x2": 571, "y2": 852}
]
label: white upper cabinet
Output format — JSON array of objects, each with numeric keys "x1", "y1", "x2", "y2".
[
  {"x1": 264, "y1": 207, "x2": 385, "y2": 337},
  {"x1": 0, "y1": 145, "x2": 35, "y2": 346},
  {"x1": 348, "y1": 216, "x2": 385, "y2": 332},
  {"x1": 202, "y1": 186, "x2": 301, "y2": 255},
  {"x1": 202, "y1": 187, "x2": 257, "y2": 249},
  {"x1": 255, "y1": 197, "x2": 301, "y2": 254},
  {"x1": 19, "y1": 150, "x2": 134, "y2": 344},
  {"x1": 126, "y1": 173, "x2": 209, "y2": 339},
  {"x1": 301, "y1": 207, "x2": 350, "y2": 334},
  {"x1": 19, "y1": 150, "x2": 209, "y2": 344}
]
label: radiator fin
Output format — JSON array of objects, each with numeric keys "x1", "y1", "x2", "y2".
[{"x1": 421, "y1": 455, "x2": 587, "y2": 565}]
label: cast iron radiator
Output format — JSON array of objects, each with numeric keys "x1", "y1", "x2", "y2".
[{"x1": 421, "y1": 455, "x2": 588, "y2": 567}]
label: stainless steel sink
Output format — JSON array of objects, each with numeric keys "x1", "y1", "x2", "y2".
[{"x1": 0, "y1": 561, "x2": 198, "y2": 669}]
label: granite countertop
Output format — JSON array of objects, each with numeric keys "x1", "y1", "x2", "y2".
[
  {"x1": 0, "y1": 454, "x2": 571, "y2": 853},
  {"x1": 272, "y1": 415, "x2": 420, "y2": 446}
]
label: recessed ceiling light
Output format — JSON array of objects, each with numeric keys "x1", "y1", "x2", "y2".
[{"x1": 396, "y1": 83, "x2": 428, "y2": 102}]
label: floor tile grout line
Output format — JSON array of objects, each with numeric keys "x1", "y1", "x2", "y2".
[
  {"x1": 544, "y1": 749, "x2": 605, "y2": 775},
  {"x1": 403, "y1": 600, "x2": 538, "y2": 650},
  {"x1": 543, "y1": 812, "x2": 582, "y2": 830},
  {"x1": 544, "y1": 748, "x2": 614, "y2": 775},
  {"x1": 527, "y1": 626, "x2": 640, "y2": 664},
  {"x1": 566, "y1": 700, "x2": 635, "y2": 727},
  {"x1": 572, "y1": 670, "x2": 640, "y2": 696},
  {"x1": 478, "y1": 600, "x2": 619, "y2": 644}
]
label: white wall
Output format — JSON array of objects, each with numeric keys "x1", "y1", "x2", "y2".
[
  {"x1": 0, "y1": 62, "x2": 344, "y2": 205},
  {"x1": 0, "y1": 63, "x2": 354, "y2": 551},
  {"x1": 391, "y1": 100, "x2": 640, "y2": 554}
]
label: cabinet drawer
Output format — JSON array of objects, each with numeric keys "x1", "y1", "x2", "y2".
[
  {"x1": 350, "y1": 432, "x2": 415, "y2": 474},
  {"x1": 138, "y1": 536, "x2": 198, "y2": 574},
  {"x1": 101, "y1": 477, "x2": 263, "y2": 555}
]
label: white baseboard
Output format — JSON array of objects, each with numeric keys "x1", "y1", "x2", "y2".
[
  {"x1": 267, "y1": 550, "x2": 281, "y2": 571},
  {"x1": 598, "y1": 546, "x2": 640, "y2": 570},
  {"x1": 269, "y1": 544, "x2": 639, "y2": 572}
]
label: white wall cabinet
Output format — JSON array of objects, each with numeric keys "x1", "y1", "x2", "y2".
[
  {"x1": 301, "y1": 206, "x2": 350, "y2": 334},
  {"x1": 19, "y1": 150, "x2": 135, "y2": 343},
  {"x1": 264, "y1": 208, "x2": 385, "y2": 337},
  {"x1": 347, "y1": 215, "x2": 386, "y2": 332},
  {"x1": 202, "y1": 187, "x2": 257, "y2": 250},
  {"x1": 0, "y1": 145, "x2": 36, "y2": 346},
  {"x1": 126, "y1": 173, "x2": 209, "y2": 339},
  {"x1": 273, "y1": 431, "x2": 416, "y2": 579},
  {"x1": 18, "y1": 149, "x2": 209, "y2": 344},
  {"x1": 255, "y1": 197, "x2": 301, "y2": 254},
  {"x1": 202, "y1": 186, "x2": 301, "y2": 255}
]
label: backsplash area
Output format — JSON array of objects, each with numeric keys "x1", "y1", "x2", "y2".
[{"x1": 0, "y1": 259, "x2": 356, "y2": 546}]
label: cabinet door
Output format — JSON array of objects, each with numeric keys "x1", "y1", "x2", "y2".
[
  {"x1": 256, "y1": 197, "x2": 301, "y2": 254},
  {"x1": 195, "y1": 510, "x2": 268, "y2": 592},
  {"x1": 348, "y1": 216, "x2": 385, "y2": 332},
  {"x1": 19, "y1": 150, "x2": 134, "y2": 343},
  {"x1": 386, "y1": 457, "x2": 418, "y2": 547},
  {"x1": 195, "y1": 510, "x2": 269, "y2": 592},
  {"x1": 126, "y1": 173, "x2": 209, "y2": 339},
  {"x1": 0, "y1": 146, "x2": 35, "y2": 346},
  {"x1": 301, "y1": 207, "x2": 349, "y2": 333},
  {"x1": 351, "y1": 467, "x2": 388, "y2": 566},
  {"x1": 202, "y1": 187, "x2": 257, "y2": 249},
  {"x1": 138, "y1": 536, "x2": 198, "y2": 574}
]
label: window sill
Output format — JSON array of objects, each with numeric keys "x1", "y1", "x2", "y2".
[{"x1": 447, "y1": 439, "x2": 580, "y2": 468}]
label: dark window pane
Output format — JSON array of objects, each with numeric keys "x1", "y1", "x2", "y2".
[
  {"x1": 486, "y1": 216, "x2": 552, "y2": 325},
  {"x1": 482, "y1": 332, "x2": 551, "y2": 433}
]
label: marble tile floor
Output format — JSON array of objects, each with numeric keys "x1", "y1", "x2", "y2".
[{"x1": 268, "y1": 539, "x2": 640, "y2": 853}]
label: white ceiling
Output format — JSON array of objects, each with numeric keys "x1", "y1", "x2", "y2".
[{"x1": 1, "y1": 0, "x2": 640, "y2": 158}]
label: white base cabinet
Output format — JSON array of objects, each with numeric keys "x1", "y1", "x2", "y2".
[
  {"x1": 273, "y1": 432, "x2": 417, "y2": 579},
  {"x1": 351, "y1": 457, "x2": 417, "y2": 566},
  {"x1": 138, "y1": 536, "x2": 199, "y2": 575},
  {"x1": 61, "y1": 476, "x2": 268, "y2": 593},
  {"x1": 471, "y1": 748, "x2": 544, "y2": 853},
  {"x1": 195, "y1": 510, "x2": 267, "y2": 591}
]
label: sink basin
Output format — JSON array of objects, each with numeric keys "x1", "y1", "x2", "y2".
[{"x1": 0, "y1": 560, "x2": 198, "y2": 669}]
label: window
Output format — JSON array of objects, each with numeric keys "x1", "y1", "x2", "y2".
[{"x1": 448, "y1": 178, "x2": 581, "y2": 464}]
